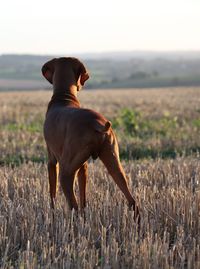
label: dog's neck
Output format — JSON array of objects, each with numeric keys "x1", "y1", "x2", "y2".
[
  {"x1": 53, "y1": 85, "x2": 78, "y2": 97},
  {"x1": 47, "y1": 85, "x2": 80, "y2": 112}
]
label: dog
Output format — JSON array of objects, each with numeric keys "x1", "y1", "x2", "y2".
[{"x1": 42, "y1": 57, "x2": 140, "y2": 221}]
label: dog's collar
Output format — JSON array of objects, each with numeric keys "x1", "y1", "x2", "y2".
[{"x1": 47, "y1": 92, "x2": 80, "y2": 111}]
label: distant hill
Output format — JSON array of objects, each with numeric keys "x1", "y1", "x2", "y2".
[
  {"x1": 0, "y1": 51, "x2": 200, "y2": 90},
  {"x1": 79, "y1": 51, "x2": 200, "y2": 60}
]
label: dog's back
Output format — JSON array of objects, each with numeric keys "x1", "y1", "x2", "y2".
[{"x1": 44, "y1": 104, "x2": 111, "y2": 163}]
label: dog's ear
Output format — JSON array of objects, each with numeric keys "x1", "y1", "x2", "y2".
[
  {"x1": 79, "y1": 62, "x2": 89, "y2": 86},
  {"x1": 80, "y1": 72, "x2": 89, "y2": 86},
  {"x1": 41, "y1": 58, "x2": 57, "y2": 84}
]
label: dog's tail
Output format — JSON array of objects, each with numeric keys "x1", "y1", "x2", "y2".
[{"x1": 94, "y1": 120, "x2": 111, "y2": 133}]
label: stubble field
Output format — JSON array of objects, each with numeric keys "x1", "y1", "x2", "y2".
[{"x1": 0, "y1": 88, "x2": 200, "y2": 268}]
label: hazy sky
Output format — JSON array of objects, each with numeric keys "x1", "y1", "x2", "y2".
[{"x1": 0, "y1": 0, "x2": 199, "y2": 54}]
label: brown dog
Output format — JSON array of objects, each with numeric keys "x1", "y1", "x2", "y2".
[{"x1": 42, "y1": 57, "x2": 140, "y2": 220}]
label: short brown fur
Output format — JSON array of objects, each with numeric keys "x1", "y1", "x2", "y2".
[{"x1": 42, "y1": 57, "x2": 140, "y2": 221}]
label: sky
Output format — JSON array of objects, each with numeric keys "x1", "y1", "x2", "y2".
[{"x1": 0, "y1": 0, "x2": 200, "y2": 55}]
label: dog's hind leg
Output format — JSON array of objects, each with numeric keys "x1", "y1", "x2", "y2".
[
  {"x1": 77, "y1": 162, "x2": 88, "y2": 209},
  {"x1": 59, "y1": 146, "x2": 92, "y2": 211},
  {"x1": 99, "y1": 131, "x2": 140, "y2": 221},
  {"x1": 59, "y1": 167, "x2": 78, "y2": 210}
]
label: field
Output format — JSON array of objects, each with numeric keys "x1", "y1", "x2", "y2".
[
  {"x1": 0, "y1": 87, "x2": 200, "y2": 268},
  {"x1": 1, "y1": 54, "x2": 200, "y2": 90}
]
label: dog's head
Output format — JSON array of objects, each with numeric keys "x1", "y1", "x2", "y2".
[{"x1": 41, "y1": 57, "x2": 89, "y2": 90}]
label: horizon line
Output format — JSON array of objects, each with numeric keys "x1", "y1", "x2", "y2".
[{"x1": 1, "y1": 49, "x2": 200, "y2": 57}]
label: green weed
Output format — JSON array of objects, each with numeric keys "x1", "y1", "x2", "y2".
[{"x1": 111, "y1": 108, "x2": 200, "y2": 159}]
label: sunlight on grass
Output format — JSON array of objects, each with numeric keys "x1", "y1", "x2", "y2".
[{"x1": 0, "y1": 88, "x2": 200, "y2": 268}]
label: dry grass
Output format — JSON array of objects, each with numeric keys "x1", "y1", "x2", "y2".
[{"x1": 0, "y1": 87, "x2": 200, "y2": 268}]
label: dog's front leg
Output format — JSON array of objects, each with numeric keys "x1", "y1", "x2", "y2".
[{"x1": 48, "y1": 161, "x2": 58, "y2": 209}]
